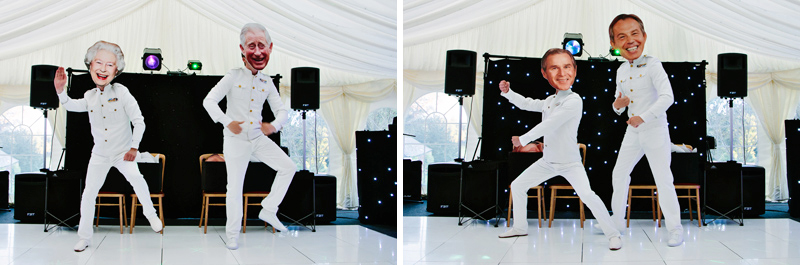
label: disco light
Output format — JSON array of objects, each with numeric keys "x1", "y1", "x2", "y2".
[
  {"x1": 142, "y1": 48, "x2": 163, "y2": 71},
  {"x1": 562, "y1": 33, "x2": 584, "y2": 57},
  {"x1": 610, "y1": 46, "x2": 621, "y2": 56},
  {"x1": 187, "y1": 60, "x2": 202, "y2": 71}
]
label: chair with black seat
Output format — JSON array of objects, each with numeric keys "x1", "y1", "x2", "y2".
[
  {"x1": 199, "y1": 153, "x2": 227, "y2": 234},
  {"x1": 548, "y1": 143, "x2": 587, "y2": 228},
  {"x1": 130, "y1": 153, "x2": 165, "y2": 234}
]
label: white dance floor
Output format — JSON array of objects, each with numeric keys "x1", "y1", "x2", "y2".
[
  {"x1": 0, "y1": 224, "x2": 396, "y2": 265},
  {"x1": 403, "y1": 216, "x2": 800, "y2": 265}
]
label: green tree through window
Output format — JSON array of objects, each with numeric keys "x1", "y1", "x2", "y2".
[{"x1": 0, "y1": 106, "x2": 53, "y2": 205}]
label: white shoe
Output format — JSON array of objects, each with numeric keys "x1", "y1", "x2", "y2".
[
  {"x1": 609, "y1": 236, "x2": 622, "y2": 250},
  {"x1": 73, "y1": 239, "x2": 90, "y2": 252},
  {"x1": 147, "y1": 215, "x2": 163, "y2": 233},
  {"x1": 258, "y1": 209, "x2": 288, "y2": 232},
  {"x1": 226, "y1": 237, "x2": 238, "y2": 250},
  {"x1": 667, "y1": 229, "x2": 684, "y2": 247},
  {"x1": 498, "y1": 228, "x2": 528, "y2": 238}
]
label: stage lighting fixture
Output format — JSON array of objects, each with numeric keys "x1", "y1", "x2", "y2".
[
  {"x1": 142, "y1": 48, "x2": 163, "y2": 71},
  {"x1": 609, "y1": 46, "x2": 621, "y2": 56},
  {"x1": 187, "y1": 60, "x2": 202, "y2": 70},
  {"x1": 562, "y1": 33, "x2": 584, "y2": 56}
]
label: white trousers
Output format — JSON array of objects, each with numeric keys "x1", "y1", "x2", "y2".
[
  {"x1": 78, "y1": 152, "x2": 157, "y2": 240},
  {"x1": 511, "y1": 160, "x2": 621, "y2": 239},
  {"x1": 223, "y1": 135, "x2": 297, "y2": 240},
  {"x1": 610, "y1": 125, "x2": 683, "y2": 232}
]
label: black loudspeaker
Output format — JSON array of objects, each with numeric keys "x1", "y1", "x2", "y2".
[
  {"x1": 14, "y1": 173, "x2": 46, "y2": 222},
  {"x1": 717, "y1": 53, "x2": 747, "y2": 98},
  {"x1": 30, "y1": 65, "x2": 60, "y2": 109},
  {"x1": 403, "y1": 159, "x2": 422, "y2": 201},
  {"x1": 314, "y1": 174, "x2": 336, "y2": 223},
  {"x1": 445, "y1": 50, "x2": 477, "y2": 96},
  {"x1": 786, "y1": 120, "x2": 800, "y2": 218},
  {"x1": 0, "y1": 171, "x2": 8, "y2": 210},
  {"x1": 426, "y1": 162, "x2": 461, "y2": 215},
  {"x1": 704, "y1": 161, "x2": 743, "y2": 217},
  {"x1": 742, "y1": 165, "x2": 765, "y2": 216},
  {"x1": 278, "y1": 170, "x2": 314, "y2": 223},
  {"x1": 13, "y1": 172, "x2": 81, "y2": 225},
  {"x1": 290, "y1": 67, "x2": 320, "y2": 110},
  {"x1": 461, "y1": 160, "x2": 501, "y2": 220}
]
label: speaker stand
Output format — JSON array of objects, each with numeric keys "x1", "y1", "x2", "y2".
[
  {"x1": 454, "y1": 96, "x2": 467, "y2": 163},
  {"x1": 288, "y1": 110, "x2": 316, "y2": 232}
]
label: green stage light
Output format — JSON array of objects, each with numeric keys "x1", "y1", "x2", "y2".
[
  {"x1": 610, "y1": 46, "x2": 621, "y2": 56},
  {"x1": 187, "y1": 60, "x2": 202, "y2": 70}
]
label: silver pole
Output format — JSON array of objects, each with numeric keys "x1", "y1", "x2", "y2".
[
  {"x1": 458, "y1": 97, "x2": 463, "y2": 160},
  {"x1": 729, "y1": 99, "x2": 734, "y2": 161},
  {"x1": 43, "y1": 110, "x2": 47, "y2": 169},
  {"x1": 302, "y1": 111, "x2": 307, "y2": 170}
]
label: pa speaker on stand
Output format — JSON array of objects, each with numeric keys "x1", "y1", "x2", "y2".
[
  {"x1": 291, "y1": 67, "x2": 320, "y2": 110},
  {"x1": 30, "y1": 65, "x2": 60, "y2": 109},
  {"x1": 717, "y1": 53, "x2": 747, "y2": 98},
  {"x1": 445, "y1": 50, "x2": 477, "y2": 96},
  {"x1": 444, "y1": 50, "x2": 477, "y2": 162}
]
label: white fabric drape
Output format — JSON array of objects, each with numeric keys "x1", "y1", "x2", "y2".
[
  {"x1": 404, "y1": 0, "x2": 800, "y2": 201},
  {"x1": 404, "y1": 0, "x2": 543, "y2": 46},
  {"x1": 631, "y1": 0, "x2": 800, "y2": 60},
  {"x1": 743, "y1": 70, "x2": 800, "y2": 201}
]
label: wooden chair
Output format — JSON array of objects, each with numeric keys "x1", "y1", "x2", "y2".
[
  {"x1": 242, "y1": 192, "x2": 275, "y2": 233},
  {"x1": 199, "y1": 153, "x2": 227, "y2": 234},
  {"x1": 548, "y1": 143, "x2": 587, "y2": 228},
  {"x1": 626, "y1": 185, "x2": 659, "y2": 227},
  {"x1": 130, "y1": 153, "x2": 165, "y2": 234},
  {"x1": 506, "y1": 186, "x2": 545, "y2": 228},
  {"x1": 628, "y1": 183, "x2": 702, "y2": 228},
  {"x1": 95, "y1": 192, "x2": 127, "y2": 234}
]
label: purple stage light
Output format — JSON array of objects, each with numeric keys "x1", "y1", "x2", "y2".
[
  {"x1": 141, "y1": 48, "x2": 163, "y2": 71},
  {"x1": 145, "y1": 55, "x2": 160, "y2": 70}
]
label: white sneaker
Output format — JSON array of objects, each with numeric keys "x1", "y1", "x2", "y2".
[
  {"x1": 73, "y1": 239, "x2": 90, "y2": 252},
  {"x1": 226, "y1": 237, "x2": 238, "y2": 250},
  {"x1": 498, "y1": 228, "x2": 528, "y2": 238},
  {"x1": 147, "y1": 215, "x2": 163, "y2": 233},
  {"x1": 609, "y1": 236, "x2": 622, "y2": 250},
  {"x1": 258, "y1": 209, "x2": 288, "y2": 232},
  {"x1": 667, "y1": 229, "x2": 684, "y2": 247}
]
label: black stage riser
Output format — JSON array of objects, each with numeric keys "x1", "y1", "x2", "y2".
[
  {"x1": 786, "y1": 120, "x2": 800, "y2": 218},
  {"x1": 355, "y1": 131, "x2": 397, "y2": 225}
]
